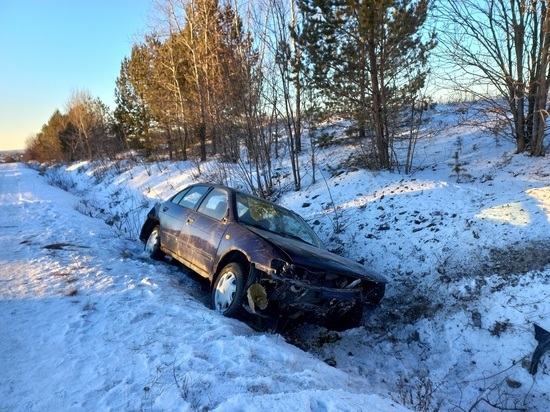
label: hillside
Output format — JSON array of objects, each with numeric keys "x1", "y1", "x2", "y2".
[{"x1": 1, "y1": 104, "x2": 549, "y2": 411}]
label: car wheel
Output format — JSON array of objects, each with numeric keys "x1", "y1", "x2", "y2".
[
  {"x1": 324, "y1": 302, "x2": 364, "y2": 331},
  {"x1": 145, "y1": 225, "x2": 164, "y2": 260},
  {"x1": 212, "y1": 263, "x2": 245, "y2": 317}
]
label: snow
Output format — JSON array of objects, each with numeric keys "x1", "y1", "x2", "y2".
[{"x1": 1, "y1": 105, "x2": 549, "y2": 411}]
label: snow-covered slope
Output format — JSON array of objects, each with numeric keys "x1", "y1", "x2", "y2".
[
  {"x1": 1, "y1": 105, "x2": 549, "y2": 410},
  {"x1": 0, "y1": 163, "x2": 407, "y2": 411}
]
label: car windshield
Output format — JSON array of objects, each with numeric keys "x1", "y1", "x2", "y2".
[{"x1": 236, "y1": 193, "x2": 325, "y2": 249}]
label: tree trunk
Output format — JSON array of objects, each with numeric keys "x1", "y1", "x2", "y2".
[
  {"x1": 290, "y1": 0, "x2": 301, "y2": 153},
  {"x1": 367, "y1": 34, "x2": 389, "y2": 170},
  {"x1": 532, "y1": 3, "x2": 550, "y2": 156}
]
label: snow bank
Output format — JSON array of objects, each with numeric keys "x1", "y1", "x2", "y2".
[{"x1": 2, "y1": 105, "x2": 549, "y2": 410}]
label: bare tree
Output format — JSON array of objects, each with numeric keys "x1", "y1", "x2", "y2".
[
  {"x1": 60, "y1": 90, "x2": 121, "y2": 160},
  {"x1": 261, "y1": 0, "x2": 303, "y2": 190},
  {"x1": 437, "y1": 0, "x2": 550, "y2": 156},
  {"x1": 65, "y1": 89, "x2": 95, "y2": 159}
]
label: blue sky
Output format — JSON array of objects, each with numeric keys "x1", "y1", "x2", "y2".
[{"x1": 0, "y1": 0, "x2": 152, "y2": 151}]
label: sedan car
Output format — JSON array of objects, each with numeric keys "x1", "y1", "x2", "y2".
[{"x1": 140, "y1": 183, "x2": 387, "y2": 330}]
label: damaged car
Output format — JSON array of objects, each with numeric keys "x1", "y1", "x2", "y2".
[{"x1": 140, "y1": 183, "x2": 387, "y2": 330}]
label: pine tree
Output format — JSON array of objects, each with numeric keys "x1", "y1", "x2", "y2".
[
  {"x1": 115, "y1": 53, "x2": 153, "y2": 152},
  {"x1": 297, "y1": 0, "x2": 435, "y2": 170},
  {"x1": 438, "y1": 0, "x2": 549, "y2": 156}
]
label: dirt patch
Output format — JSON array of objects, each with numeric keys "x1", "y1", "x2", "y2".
[
  {"x1": 489, "y1": 240, "x2": 550, "y2": 276},
  {"x1": 437, "y1": 239, "x2": 550, "y2": 282}
]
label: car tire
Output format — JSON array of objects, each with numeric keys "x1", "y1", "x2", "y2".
[
  {"x1": 325, "y1": 302, "x2": 364, "y2": 331},
  {"x1": 212, "y1": 262, "x2": 245, "y2": 317},
  {"x1": 144, "y1": 225, "x2": 164, "y2": 260}
]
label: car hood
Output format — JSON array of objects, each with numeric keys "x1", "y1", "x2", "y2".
[{"x1": 247, "y1": 226, "x2": 388, "y2": 284}]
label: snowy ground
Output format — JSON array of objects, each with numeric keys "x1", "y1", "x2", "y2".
[{"x1": 1, "y1": 105, "x2": 549, "y2": 411}]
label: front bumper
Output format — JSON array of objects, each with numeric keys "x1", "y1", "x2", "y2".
[{"x1": 266, "y1": 272, "x2": 363, "y2": 316}]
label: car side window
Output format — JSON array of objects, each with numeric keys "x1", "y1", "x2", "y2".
[
  {"x1": 236, "y1": 195, "x2": 249, "y2": 221},
  {"x1": 197, "y1": 188, "x2": 229, "y2": 221},
  {"x1": 171, "y1": 188, "x2": 189, "y2": 205},
  {"x1": 174, "y1": 186, "x2": 208, "y2": 209}
]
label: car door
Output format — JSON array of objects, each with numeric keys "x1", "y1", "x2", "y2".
[
  {"x1": 178, "y1": 187, "x2": 230, "y2": 277},
  {"x1": 158, "y1": 185, "x2": 209, "y2": 258}
]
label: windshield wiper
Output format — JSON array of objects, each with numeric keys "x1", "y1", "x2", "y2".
[
  {"x1": 241, "y1": 221, "x2": 270, "y2": 231},
  {"x1": 279, "y1": 231, "x2": 309, "y2": 243}
]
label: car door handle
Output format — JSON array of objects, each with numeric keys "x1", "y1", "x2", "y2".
[{"x1": 187, "y1": 217, "x2": 195, "y2": 223}]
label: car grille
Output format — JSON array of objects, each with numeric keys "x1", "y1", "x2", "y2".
[{"x1": 281, "y1": 264, "x2": 363, "y2": 291}]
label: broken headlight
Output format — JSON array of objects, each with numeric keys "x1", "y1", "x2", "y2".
[{"x1": 270, "y1": 259, "x2": 287, "y2": 272}]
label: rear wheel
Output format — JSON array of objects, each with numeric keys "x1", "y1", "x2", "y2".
[
  {"x1": 212, "y1": 263, "x2": 245, "y2": 317},
  {"x1": 145, "y1": 225, "x2": 164, "y2": 260}
]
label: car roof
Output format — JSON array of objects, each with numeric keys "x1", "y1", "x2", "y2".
[{"x1": 193, "y1": 182, "x2": 280, "y2": 208}]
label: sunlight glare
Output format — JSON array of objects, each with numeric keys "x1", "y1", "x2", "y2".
[
  {"x1": 526, "y1": 186, "x2": 550, "y2": 222},
  {"x1": 476, "y1": 202, "x2": 531, "y2": 226}
]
